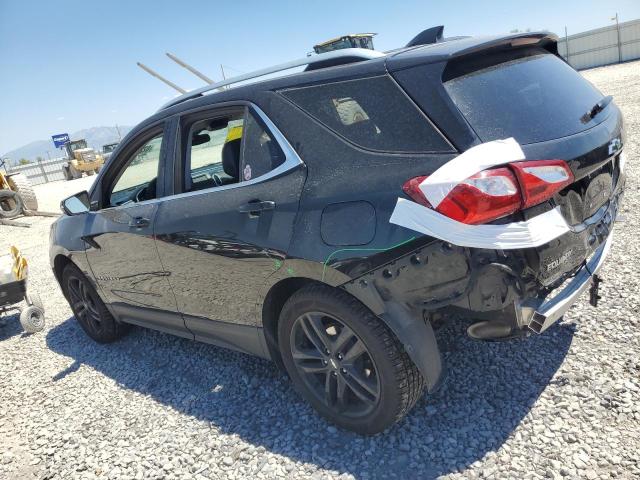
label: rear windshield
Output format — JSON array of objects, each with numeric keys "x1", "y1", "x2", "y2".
[{"x1": 443, "y1": 51, "x2": 605, "y2": 144}]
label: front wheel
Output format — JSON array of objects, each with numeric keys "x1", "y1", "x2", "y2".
[
  {"x1": 278, "y1": 284, "x2": 424, "y2": 434},
  {"x1": 61, "y1": 263, "x2": 129, "y2": 343}
]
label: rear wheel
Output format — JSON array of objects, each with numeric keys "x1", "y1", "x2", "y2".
[
  {"x1": 8, "y1": 173, "x2": 38, "y2": 211},
  {"x1": 61, "y1": 263, "x2": 130, "y2": 343},
  {"x1": 278, "y1": 284, "x2": 424, "y2": 434},
  {"x1": 86, "y1": 169, "x2": 95, "y2": 176}
]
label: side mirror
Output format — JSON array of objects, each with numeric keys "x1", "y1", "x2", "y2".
[{"x1": 61, "y1": 191, "x2": 90, "y2": 216}]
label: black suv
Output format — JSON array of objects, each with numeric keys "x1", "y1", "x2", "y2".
[{"x1": 50, "y1": 32, "x2": 625, "y2": 434}]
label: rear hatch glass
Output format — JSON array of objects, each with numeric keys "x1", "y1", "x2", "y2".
[{"x1": 443, "y1": 49, "x2": 605, "y2": 144}]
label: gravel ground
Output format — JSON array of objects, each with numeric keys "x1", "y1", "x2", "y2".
[{"x1": 1, "y1": 60, "x2": 639, "y2": 480}]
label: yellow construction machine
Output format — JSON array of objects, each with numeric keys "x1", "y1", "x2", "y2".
[{"x1": 61, "y1": 139, "x2": 105, "y2": 180}]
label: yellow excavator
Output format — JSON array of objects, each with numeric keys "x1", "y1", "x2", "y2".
[{"x1": 0, "y1": 159, "x2": 38, "y2": 218}]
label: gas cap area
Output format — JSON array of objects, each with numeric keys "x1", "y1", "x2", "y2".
[{"x1": 321, "y1": 201, "x2": 376, "y2": 246}]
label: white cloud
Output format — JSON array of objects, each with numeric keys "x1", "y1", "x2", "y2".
[{"x1": 57, "y1": 116, "x2": 65, "y2": 121}]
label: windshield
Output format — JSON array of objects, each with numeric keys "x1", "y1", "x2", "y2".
[
  {"x1": 69, "y1": 141, "x2": 87, "y2": 151},
  {"x1": 444, "y1": 51, "x2": 606, "y2": 144}
]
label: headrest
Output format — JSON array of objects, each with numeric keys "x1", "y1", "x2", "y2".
[{"x1": 222, "y1": 138, "x2": 241, "y2": 180}]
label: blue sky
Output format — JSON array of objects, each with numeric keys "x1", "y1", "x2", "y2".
[{"x1": 1, "y1": 0, "x2": 639, "y2": 154}]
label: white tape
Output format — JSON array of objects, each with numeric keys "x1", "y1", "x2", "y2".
[
  {"x1": 420, "y1": 137, "x2": 525, "y2": 207},
  {"x1": 390, "y1": 199, "x2": 570, "y2": 249}
]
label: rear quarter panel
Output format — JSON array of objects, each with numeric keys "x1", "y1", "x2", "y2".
[{"x1": 253, "y1": 91, "x2": 456, "y2": 284}]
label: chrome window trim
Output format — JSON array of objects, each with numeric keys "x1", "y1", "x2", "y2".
[
  {"x1": 160, "y1": 48, "x2": 385, "y2": 111},
  {"x1": 107, "y1": 103, "x2": 303, "y2": 210}
]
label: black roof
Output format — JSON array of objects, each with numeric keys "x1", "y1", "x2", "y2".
[{"x1": 137, "y1": 31, "x2": 558, "y2": 132}]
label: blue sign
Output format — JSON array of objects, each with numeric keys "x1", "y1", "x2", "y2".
[{"x1": 52, "y1": 133, "x2": 70, "y2": 148}]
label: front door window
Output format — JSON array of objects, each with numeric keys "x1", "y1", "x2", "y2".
[{"x1": 109, "y1": 134, "x2": 163, "y2": 206}]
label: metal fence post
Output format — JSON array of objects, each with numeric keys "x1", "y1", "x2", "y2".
[
  {"x1": 564, "y1": 26, "x2": 571, "y2": 66},
  {"x1": 38, "y1": 158, "x2": 49, "y2": 183},
  {"x1": 614, "y1": 13, "x2": 622, "y2": 63}
]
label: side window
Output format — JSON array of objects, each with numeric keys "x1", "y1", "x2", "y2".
[
  {"x1": 280, "y1": 75, "x2": 452, "y2": 153},
  {"x1": 183, "y1": 107, "x2": 286, "y2": 192},
  {"x1": 240, "y1": 110, "x2": 285, "y2": 181},
  {"x1": 185, "y1": 113, "x2": 244, "y2": 193},
  {"x1": 109, "y1": 134, "x2": 163, "y2": 207}
]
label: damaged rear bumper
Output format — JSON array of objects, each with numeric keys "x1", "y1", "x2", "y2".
[{"x1": 522, "y1": 231, "x2": 613, "y2": 334}]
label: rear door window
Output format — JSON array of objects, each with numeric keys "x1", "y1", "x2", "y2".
[
  {"x1": 185, "y1": 113, "x2": 244, "y2": 192},
  {"x1": 280, "y1": 75, "x2": 452, "y2": 153},
  {"x1": 443, "y1": 50, "x2": 605, "y2": 144},
  {"x1": 181, "y1": 107, "x2": 288, "y2": 193}
]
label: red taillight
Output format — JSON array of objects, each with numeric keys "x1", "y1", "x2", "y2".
[
  {"x1": 510, "y1": 160, "x2": 574, "y2": 208},
  {"x1": 401, "y1": 175, "x2": 429, "y2": 206},
  {"x1": 402, "y1": 159, "x2": 573, "y2": 225},
  {"x1": 437, "y1": 168, "x2": 522, "y2": 224}
]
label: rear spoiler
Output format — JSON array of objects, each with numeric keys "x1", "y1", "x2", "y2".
[
  {"x1": 452, "y1": 32, "x2": 559, "y2": 59},
  {"x1": 387, "y1": 32, "x2": 560, "y2": 71}
]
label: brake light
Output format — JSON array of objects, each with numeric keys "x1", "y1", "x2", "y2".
[
  {"x1": 510, "y1": 160, "x2": 574, "y2": 208},
  {"x1": 402, "y1": 159, "x2": 574, "y2": 225},
  {"x1": 437, "y1": 168, "x2": 522, "y2": 224},
  {"x1": 401, "y1": 175, "x2": 429, "y2": 206}
]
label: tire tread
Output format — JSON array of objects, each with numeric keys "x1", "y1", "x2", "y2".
[
  {"x1": 8, "y1": 173, "x2": 38, "y2": 211},
  {"x1": 280, "y1": 284, "x2": 425, "y2": 432},
  {"x1": 62, "y1": 263, "x2": 130, "y2": 343}
]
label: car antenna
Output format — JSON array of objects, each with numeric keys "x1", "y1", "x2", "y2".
[{"x1": 136, "y1": 62, "x2": 187, "y2": 94}]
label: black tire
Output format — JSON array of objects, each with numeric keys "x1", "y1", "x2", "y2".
[
  {"x1": 0, "y1": 189, "x2": 23, "y2": 218},
  {"x1": 7, "y1": 173, "x2": 38, "y2": 212},
  {"x1": 61, "y1": 263, "x2": 130, "y2": 343},
  {"x1": 87, "y1": 169, "x2": 95, "y2": 176},
  {"x1": 62, "y1": 165, "x2": 72, "y2": 181},
  {"x1": 8, "y1": 173, "x2": 38, "y2": 211},
  {"x1": 69, "y1": 164, "x2": 82, "y2": 179},
  {"x1": 278, "y1": 284, "x2": 425, "y2": 434}
]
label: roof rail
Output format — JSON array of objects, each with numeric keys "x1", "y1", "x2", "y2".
[{"x1": 159, "y1": 47, "x2": 385, "y2": 110}]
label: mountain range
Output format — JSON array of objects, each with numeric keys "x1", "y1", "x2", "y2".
[{"x1": 2, "y1": 126, "x2": 133, "y2": 165}]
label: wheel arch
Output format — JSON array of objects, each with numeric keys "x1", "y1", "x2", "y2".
[
  {"x1": 261, "y1": 276, "x2": 325, "y2": 370},
  {"x1": 53, "y1": 254, "x2": 73, "y2": 287},
  {"x1": 261, "y1": 273, "x2": 443, "y2": 392},
  {"x1": 53, "y1": 254, "x2": 94, "y2": 296}
]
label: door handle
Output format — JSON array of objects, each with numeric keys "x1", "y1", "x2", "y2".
[
  {"x1": 238, "y1": 200, "x2": 276, "y2": 215},
  {"x1": 129, "y1": 216, "x2": 150, "y2": 228}
]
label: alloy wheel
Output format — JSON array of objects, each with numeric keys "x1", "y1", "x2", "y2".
[
  {"x1": 289, "y1": 312, "x2": 380, "y2": 418},
  {"x1": 67, "y1": 276, "x2": 102, "y2": 334}
]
